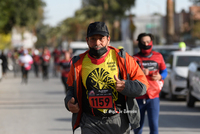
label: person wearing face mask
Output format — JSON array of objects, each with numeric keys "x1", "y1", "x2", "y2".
[
  {"x1": 64, "y1": 22, "x2": 149, "y2": 134},
  {"x1": 133, "y1": 33, "x2": 168, "y2": 134}
]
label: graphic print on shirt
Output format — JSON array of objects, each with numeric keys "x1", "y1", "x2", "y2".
[
  {"x1": 82, "y1": 49, "x2": 118, "y2": 113},
  {"x1": 87, "y1": 68, "x2": 116, "y2": 110},
  {"x1": 142, "y1": 60, "x2": 159, "y2": 75}
]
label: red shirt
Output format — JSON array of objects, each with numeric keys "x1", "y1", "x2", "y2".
[
  {"x1": 133, "y1": 51, "x2": 166, "y2": 99},
  {"x1": 33, "y1": 55, "x2": 40, "y2": 64}
]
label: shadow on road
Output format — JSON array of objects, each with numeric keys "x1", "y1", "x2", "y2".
[
  {"x1": 55, "y1": 117, "x2": 72, "y2": 122},
  {"x1": 45, "y1": 91, "x2": 65, "y2": 95}
]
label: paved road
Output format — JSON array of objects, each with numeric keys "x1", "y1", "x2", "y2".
[
  {"x1": 0, "y1": 71, "x2": 200, "y2": 134},
  {"x1": 0, "y1": 71, "x2": 79, "y2": 134}
]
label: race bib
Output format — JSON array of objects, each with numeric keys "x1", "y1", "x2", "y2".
[{"x1": 88, "y1": 89, "x2": 113, "y2": 109}]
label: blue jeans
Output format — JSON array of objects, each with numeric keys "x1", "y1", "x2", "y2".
[{"x1": 134, "y1": 97, "x2": 160, "y2": 134}]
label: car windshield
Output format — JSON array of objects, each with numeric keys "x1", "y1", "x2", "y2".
[{"x1": 176, "y1": 56, "x2": 200, "y2": 67}]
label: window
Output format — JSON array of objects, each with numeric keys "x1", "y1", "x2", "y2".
[{"x1": 176, "y1": 56, "x2": 200, "y2": 67}]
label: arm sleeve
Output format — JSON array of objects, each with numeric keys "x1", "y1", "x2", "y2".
[
  {"x1": 160, "y1": 68, "x2": 168, "y2": 80},
  {"x1": 159, "y1": 53, "x2": 168, "y2": 80},
  {"x1": 121, "y1": 79, "x2": 147, "y2": 97}
]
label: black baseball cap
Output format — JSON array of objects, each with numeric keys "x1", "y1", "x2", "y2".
[{"x1": 87, "y1": 22, "x2": 109, "y2": 37}]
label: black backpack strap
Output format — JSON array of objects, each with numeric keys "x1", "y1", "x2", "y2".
[
  {"x1": 72, "y1": 55, "x2": 80, "y2": 65},
  {"x1": 118, "y1": 49, "x2": 129, "y2": 80}
]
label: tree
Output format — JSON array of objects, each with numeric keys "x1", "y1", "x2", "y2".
[
  {"x1": 82, "y1": 0, "x2": 135, "y2": 23},
  {"x1": 36, "y1": 0, "x2": 136, "y2": 46},
  {"x1": 0, "y1": 0, "x2": 45, "y2": 34},
  {"x1": 59, "y1": 0, "x2": 136, "y2": 42},
  {"x1": 0, "y1": 34, "x2": 11, "y2": 49}
]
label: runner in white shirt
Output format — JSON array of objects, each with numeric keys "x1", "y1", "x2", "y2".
[{"x1": 19, "y1": 49, "x2": 33, "y2": 84}]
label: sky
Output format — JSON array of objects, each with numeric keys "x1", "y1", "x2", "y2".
[{"x1": 43, "y1": 0, "x2": 193, "y2": 27}]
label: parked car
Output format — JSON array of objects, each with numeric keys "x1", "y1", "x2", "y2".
[
  {"x1": 186, "y1": 62, "x2": 200, "y2": 107},
  {"x1": 161, "y1": 51, "x2": 200, "y2": 100}
]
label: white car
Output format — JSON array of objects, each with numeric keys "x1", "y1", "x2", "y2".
[
  {"x1": 69, "y1": 41, "x2": 88, "y2": 56},
  {"x1": 162, "y1": 51, "x2": 200, "y2": 100}
]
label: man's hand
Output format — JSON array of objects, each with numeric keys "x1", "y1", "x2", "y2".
[
  {"x1": 114, "y1": 75, "x2": 125, "y2": 92},
  {"x1": 67, "y1": 97, "x2": 80, "y2": 113},
  {"x1": 151, "y1": 71, "x2": 162, "y2": 81}
]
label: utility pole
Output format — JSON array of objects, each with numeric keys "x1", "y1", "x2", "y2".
[{"x1": 166, "y1": 0, "x2": 175, "y2": 44}]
